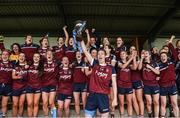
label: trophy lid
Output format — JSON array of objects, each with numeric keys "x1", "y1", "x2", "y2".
[{"x1": 74, "y1": 20, "x2": 86, "y2": 28}]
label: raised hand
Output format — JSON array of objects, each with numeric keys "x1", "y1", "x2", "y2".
[
  {"x1": 63, "y1": 25, "x2": 67, "y2": 30},
  {"x1": 85, "y1": 29, "x2": 89, "y2": 34}
]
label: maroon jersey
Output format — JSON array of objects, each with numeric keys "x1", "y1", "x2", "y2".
[
  {"x1": 114, "y1": 45, "x2": 127, "y2": 60},
  {"x1": 142, "y1": 62, "x2": 159, "y2": 86},
  {"x1": 42, "y1": 61, "x2": 58, "y2": 87},
  {"x1": 131, "y1": 70, "x2": 142, "y2": 82},
  {"x1": 21, "y1": 43, "x2": 39, "y2": 63},
  {"x1": 117, "y1": 61, "x2": 132, "y2": 88},
  {"x1": 38, "y1": 47, "x2": 49, "y2": 60},
  {"x1": 176, "y1": 48, "x2": 180, "y2": 59},
  {"x1": 52, "y1": 45, "x2": 66, "y2": 61},
  {"x1": 0, "y1": 61, "x2": 13, "y2": 85},
  {"x1": 0, "y1": 42, "x2": 5, "y2": 51},
  {"x1": 57, "y1": 68, "x2": 73, "y2": 95},
  {"x1": 72, "y1": 61, "x2": 87, "y2": 83},
  {"x1": 65, "y1": 46, "x2": 76, "y2": 64},
  {"x1": 105, "y1": 54, "x2": 116, "y2": 65},
  {"x1": 12, "y1": 65, "x2": 28, "y2": 90},
  {"x1": 27, "y1": 64, "x2": 41, "y2": 89},
  {"x1": 159, "y1": 43, "x2": 177, "y2": 87},
  {"x1": 89, "y1": 60, "x2": 116, "y2": 94},
  {"x1": 159, "y1": 61, "x2": 176, "y2": 87}
]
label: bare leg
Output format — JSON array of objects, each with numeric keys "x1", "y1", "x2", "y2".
[
  {"x1": 73, "y1": 92, "x2": 81, "y2": 116},
  {"x1": 42, "y1": 92, "x2": 49, "y2": 116},
  {"x1": 33, "y1": 93, "x2": 41, "y2": 117}
]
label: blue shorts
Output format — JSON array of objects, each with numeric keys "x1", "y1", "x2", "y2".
[
  {"x1": 26, "y1": 86, "x2": 41, "y2": 94},
  {"x1": 85, "y1": 93, "x2": 109, "y2": 116},
  {"x1": 132, "y1": 80, "x2": 143, "y2": 90},
  {"x1": 73, "y1": 83, "x2": 87, "y2": 92},
  {"x1": 0, "y1": 83, "x2": 12, "y2": 96},
  {"x1": 118, "y1": 87, "x2": 133, "y2": 94},
  {"x1": 57, "y1": 93, "x2": 72, "y2": 101},
  {"x1": 12, "y1": 88, "x2": 26, "y2": 96},
  {"x1": 160, "y1": 85, "x2": 177, "y2": 96},
  {"x1": 144, "y1": 85, "x2": 159, "y2": 95},
  {"x1": 41, "y1": 85, "x2": 56, "y2": 93}
]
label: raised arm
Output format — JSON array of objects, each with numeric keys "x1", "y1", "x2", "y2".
[
  {"x1": 81, "y1": 40, "x2": 93, "y2": 64},
  {"x1": 138, "y1": 52, "x2": 144, "y2": 70},
  {"x1": 85, "y1": 29, "x2": 91, "y2": 48},
  {"x1": 118, "y1": 56, "x2": 134, "y2": 69},
  {"x1": 63, "y1": 26, "x2": 69, "y2": 46},
  {"x1": 168, "y1": 35, "x2": 178, "y2": 61},
  {"x1": 130, "y1": 51, "x2": 138, "y2": 70},
  {"x1": 146, "y1": 64, "x2": 160, "y2": 75},
  {"x1": 111, "y1": 56, "x2": 117, "y2": 67}
]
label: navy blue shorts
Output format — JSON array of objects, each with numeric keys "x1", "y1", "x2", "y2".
[
  {"x1": 85, "y1": 93, "x2": 109, "y2": 116},
  {"x1": 118, "y1": 87, "x2": 133, "y2": 94},
  {"x1": 41, "y1": 85, "x2": 56, "y2": 93},
  {"x1": 73, "y1": 83, "x2": 87, "y2": 92},
  {"x1": 26, "y1": 86, "x2": 41, "y2": 94},
  {"x1": 132, "y1": 80, "x2": 143, "y2": 90},
  {"x1": 12, "y1": 88, "x2": 26, "y2": 96},
  {"x1": 160, "y1": 85, "x2": 177, "y2": 96},
  {"x1": 144, "y1": 85, "x2": 159, "y2": 95},
  {"x1": 57, "y1": 93, "x2": 72, "y2": 101},
  {"x1": 0, "y1": 83, "x2": 12, "y2": 96}
]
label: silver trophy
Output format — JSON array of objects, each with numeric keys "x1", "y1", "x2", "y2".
[{"x1": 73, "y1": 20, "x2": 86, "y2": 53}]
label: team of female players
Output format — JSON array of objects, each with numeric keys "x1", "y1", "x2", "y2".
[{"x1": 0, "y1": 26, "x2": 180, "y2": 118}]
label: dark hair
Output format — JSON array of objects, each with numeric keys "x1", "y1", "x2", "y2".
[
  {"x1": 39, "y1": 37, "x2": 48, "y2": 46},
  {"x1": 90, "y1": 47, "x2": 98, "y2": 54},
  {"x1": 90, "y1": 34, "x2": 96, "y2": 39},
  {"x1": 160, "y1": 52, "x2": 168, "y2": 56},
  {"x1": 176, "y1": 39, "x2": 180, "y2": 47},
  {"x1": 98, "y1": 48, "x2": 107, "y2": 55},
  {"x1": 57, "y1": 37, "x2": 65, "y2": 41},
  {"x1": 162, "y1": 45, "x2": 168, "y2": 49},
  {"x1": 32, "y1": 53, "x2": 44, "y2": 77},
  {"x1": 37, "y1": 60, "x2": 44, "y2": 78},
  {"x1": 24, "y1": 35, "x2": 32, "y2": 39},
  {"x1": 11, "y1": 43, "x2": 21, "y2": 54},
  {"x1": 150, "y1": 46, "x2": 156, "y2": 52}
]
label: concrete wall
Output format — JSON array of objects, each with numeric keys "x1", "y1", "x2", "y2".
[
  {"x1": 151, "y1": 37, "x2": 178, "y2": 50},
  {"x1": 3, "y1": 37, "x2": 58, "y2": 49}
]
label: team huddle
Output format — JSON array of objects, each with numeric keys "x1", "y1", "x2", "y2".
[{"x1": 0, "y1": 26, "x2": 180, "y2": 118}]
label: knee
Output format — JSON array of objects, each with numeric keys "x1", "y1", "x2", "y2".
[
  {"x1": 137, "y1": 96, "x2": 143, "y2": 103},
  {"x1": 49, "y1": 103, "x2": 55, "y2": 108},
  {"x1": 153, "y1": 100, "x2": 159, "y2": 106},
  {"x1": 146, "y1": 100, "x2": 152, "y2": 106},
  {"x1": 1, "y1": 102, "x2": 8, "y2": 108},
  {"x1": 13, "y1": 103, "x2": 18, "y2": 108},
  {"x1": 74, "y1": 101, "x2": 80, "y2": 106},
  {"x1": 34, "y1": 102, "x2": 39, "y2": 108},
  {"x1": 119, "y1": 101, "x2": 124, "y2": 107},
  {"x1": 19, "y1": 99, "x2": 25, "y2": 106},
  {"x1": 64, "y1": 105, "x2": 70, "y2": 111},
  {"x1": 58, "y1": 107, "x2": 63, "y2": 111},
  {"x1": 161, "y1": 101, "x2": 166, "y2": 108},
  {"x1": 126, "y1": 99, "x2": 132, "y2": 106},
  {"x1": 27, "y1": 103, "x2": 33, "y2": 108},
  {"x1": 171, "y1": 101, "x2": 178, "y2": 108},
  {"x1": 43, "y1": 102, "x2": 48, "y2": 107}
]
